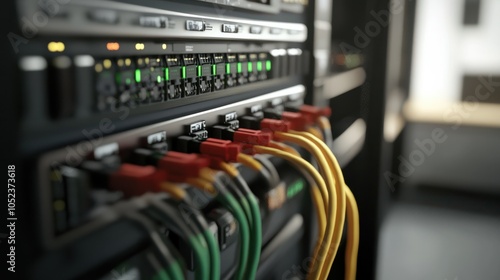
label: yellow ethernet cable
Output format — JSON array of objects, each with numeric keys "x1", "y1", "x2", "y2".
[
  {"x1": 274, "y1": 131, "x2": 341, "y2": 280},
  {"x1": 253, "y1": 145, "x2": 333, "y2": 280},
  {"x1": 296, "y1": 130, "x2": 359, "y2": 280}
]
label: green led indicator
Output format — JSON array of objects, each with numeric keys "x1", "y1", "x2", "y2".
[
  {"x1": 212, "y1": 64, "x2": 216, "y2": 75},
  {"x1": 135, "y1": 69, "x2": 141, "y2": 83},
  {"x1": 257, "y1": 61, "x2": 263, "y2": 71},
  {"x1": 248, "y1": 62, "x2": 253, "y2": 72},
  {"x1": 237, "y1": 62, "x2": 242, "y2": 73},
  {"x1": 115, "y1": 73, "x2": 121, "y2": 84},
  {"x1": 197, "y1": 65, "x2": 202, "y2": 77},
  {"x1": 125, "y1": 78, "x2": 131, "y2": 85},
  {"x1": 266, "y1": 60, "x2": 271, "y2": 71},
  {"x1": 287, "y1": 179, "x2": 305, "y2": 198},
  {"x1": 157, "y1": 75, "x2": 162, "y2": 83},
  {"x1": 165, "y1": 68, "x2": 170, "y2": 81},
  {"x1": 226, "y1": 63, "x2": 230, "y2": 74},
  {"x1": 181, "y1": 66, "x2": 186, "y2": 79}
]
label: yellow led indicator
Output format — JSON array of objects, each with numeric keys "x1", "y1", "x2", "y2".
[
  {"x1": 135, "y1": 43, "x2": 145, "y2": 50},
  {"x1": 162, "y1": 44, "x2": 167, "y2": 50},
  {"x1": 125, "y1": 58, "x2": 132, "y2": 66},
  {"x1": 103, "y1": 59, "x2": 112, "y2": 69},
  {"x1": 106, "y1": 42, "x2": 120, "y2": 51},
  {"x1": 48, "y1": 41, "x2": 65, "y2": 52},
  {"x1": 95, "y1": 63, "x2": 103, "y2": 73}
]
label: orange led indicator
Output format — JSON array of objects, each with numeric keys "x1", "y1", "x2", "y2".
[{"x1": 106, "y1": 42, "x2": 120, "y2": 51}]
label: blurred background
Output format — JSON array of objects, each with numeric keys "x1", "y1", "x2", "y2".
[{"x1": 370, "y1": 0, "x2": 500, "y2": 279}]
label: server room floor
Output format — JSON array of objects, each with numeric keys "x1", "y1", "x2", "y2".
[
  {"x1": 376, "y1": 124, "x2": 500, "y2": 280},
  {"x1": 376, "y1": 201, "x2": 500, "y2": 280}
]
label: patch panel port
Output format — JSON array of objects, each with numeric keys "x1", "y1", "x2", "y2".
[
  {"x1": 182, "y1": 54, "x2": 199, "y2": 97},
  {"x1": 213, "y1": 53, "x2": 226, "y2": 91},
  {"x1": 115, "y1": 57, "x2": 139, "y2": 107},
  {"x1": 165, "y1": 55, "x2": 183, "y2": 99},
  {"x1": 198, "y1": 54, "x2": 213, "y2": 94}
]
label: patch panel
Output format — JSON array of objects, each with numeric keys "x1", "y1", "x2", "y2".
[
  {"x1": 21, "y1": 47, "x2": 306, "y2": 123},
  {"x1": 91, "y1": 51, "x2": 283, "y2": 110},
  {"x1": 39, "y1": 87, "x2": 326, "y2": 279},
  {"x1": 40, "y1": 85, "x2": 305, "y2": 248}
]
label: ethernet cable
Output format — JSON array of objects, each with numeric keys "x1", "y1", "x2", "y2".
[
  {"x1": 307, "y1": 126, "x2": 324, "y2": 141},
  {"x1": 118, "y1": 208, "x2": 185, "y2": 280},
  {"x1": 160, "y1": 183, "x2": 221, "y2": 280},
  {"x1": 187, "y1": 171, "x2": 251, "y2": 280},
  {"x1": 252, "y1": 145, "x2": 331, "y2": 280},
  {"x1": 295, "y1": 130, "x2": 359, "y2": 280},
  {"x1": 265, "y1": 140, "x2": 327, "y2": 256},
  {"x1": 219, "y1": 173, "x2": 253, "y2": 229},
  {"x1": 268, "y1": 140, "x2": 301, "y2": 156},
  {"x1": 155, "y1": 151, "x2": 250, "y2": 280},
  {"x1": 145, "y1": 197, "x2": 211, "y2": 280},
  {"x1": 344, "y1": 187, "x2": 359, "y2": 280},
  {"x1": 219, "y1": 161, "x2": 262, "y2": 280},
  {"x1": 272, "y1": 132, "x2": 340, "y2": 280},
  {"x1": 237, "y1": 153, "x2": 276, "y2": 191},
  {"x1": 317, "y1": 116, "x2": 334, "y2": 149}
]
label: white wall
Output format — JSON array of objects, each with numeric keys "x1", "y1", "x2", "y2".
[{"x1": 409, "y1": 0, "x2": 500, "y2": 104}]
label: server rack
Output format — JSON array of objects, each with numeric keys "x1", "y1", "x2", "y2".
[{"x1": 1, "y1": 0, "x2": 390, "y2": 279}]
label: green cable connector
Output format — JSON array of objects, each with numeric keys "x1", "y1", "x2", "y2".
[
  {"x1": 237, "y1": 62, "x2": 242, "y2": 73},
  {"x1": 197, "y1": 65, "x2": 202, "y2": 77},
  {"x1": 135, "y1": 69, "x2": 141, "y2": 83},
  {"x1": 226, "y1": 63, "x2": 230, "y2": 74},
  {"x1": 287, "y1": 178, "x2": 305, "y2": 198},
  {"x1": 266, "y1": 60, "x2": 272, "y2": 71},
  {"x1": 212, "y1": 64, "x2": 216, "y2": 75},
  {"x1": 181, "y1": 66, "x2": 186, "y2": 79},
  {"x1": 257, "y1": 61, "x2": 263, "y2": 72},
  {"x1": 165, "y1": 68, "x2": 170, "y2": 81},
  {"x1": 247, "y1": 62, "x2": 253, "y2": 72}
]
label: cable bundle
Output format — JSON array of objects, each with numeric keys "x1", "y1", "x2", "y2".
[{"x1": 102, "y1": 104, "x2": 359, "y2": 280}]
